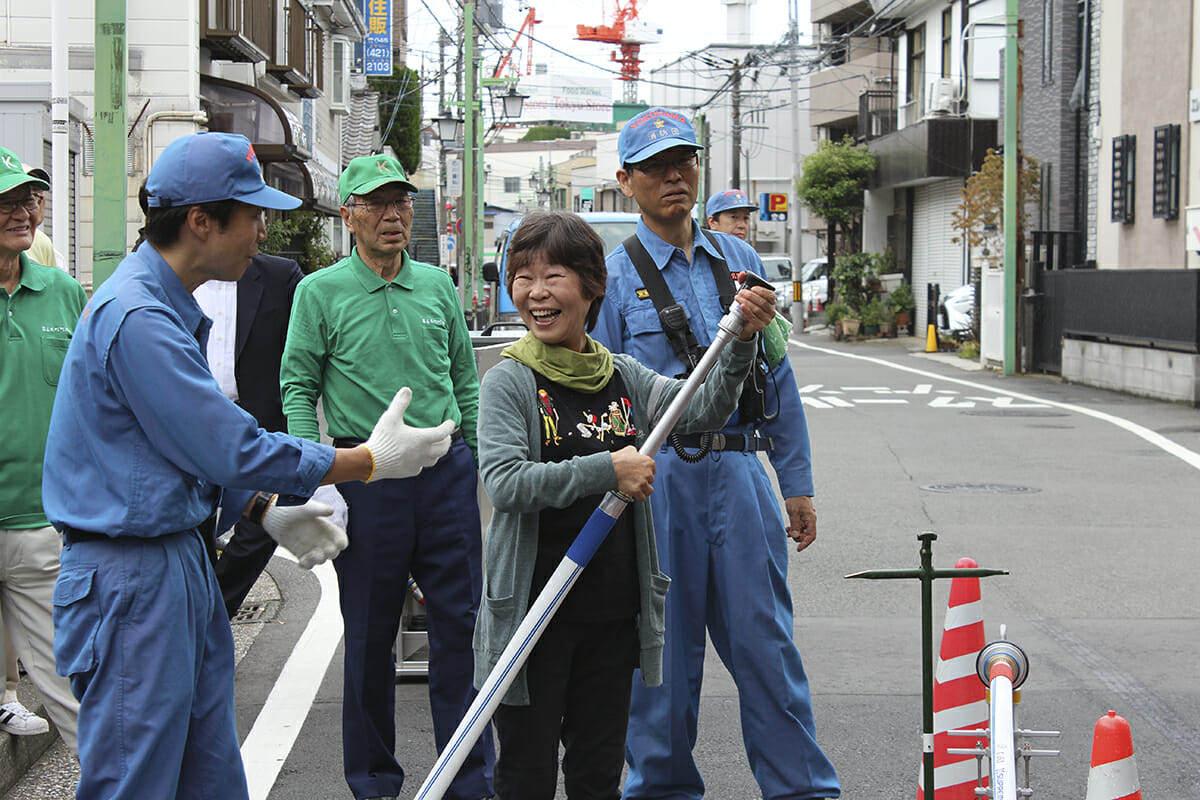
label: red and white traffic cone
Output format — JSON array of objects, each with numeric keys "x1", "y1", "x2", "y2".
[
  {"x1": 917, "y1": 557, "x2": 988, "y2": 800},
  {"x1": 1086, "y1": 711, "x2": 1141, "y2": 800}
]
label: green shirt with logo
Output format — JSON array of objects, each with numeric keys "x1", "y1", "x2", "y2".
[
  {"x1": 281, "y1": 249, "x2": 479, "y2": 459},
  {"x1": 0, "y1": 255, "x2": 87, "y2": 528}
]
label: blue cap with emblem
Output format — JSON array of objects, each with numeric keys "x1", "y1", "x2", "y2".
[
  {"x1": 618, "y1": 107, "x2": 704, "y2": 166},
  {"x1": 706, "y1": 188, "x2": 758, "y2": 217},
  {"x1": 146, "y1": 132, "x2": 301, "y2": 210}
]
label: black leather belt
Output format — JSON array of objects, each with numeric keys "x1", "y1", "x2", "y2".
[
  {"x1": 334, "y1": 429, "x2": 463, "y2": 449},
  {"x1": 671, "y1": 432, "x2": 774, "y2": 453},
  {"x1": 61, "y1": 526, "x2": 114, "y2": 545}
]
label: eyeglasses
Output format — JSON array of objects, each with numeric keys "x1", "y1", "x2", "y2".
[
  {"x1": 348, "y1": 195, "x2": 415, "y2": 215},
  {"x1": 0, "y1": 195, "x2": 39, "y2": 216},
  {"x1": 630, "y1": 152, "x2": 699, "y2": 178}
]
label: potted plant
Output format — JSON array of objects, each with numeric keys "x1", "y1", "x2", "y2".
[
  {"x1": 887, "y1": 282, "x2": 914, "y2": 332},
  {"x1": 824, "y1": 301, "x2": 849, "y2": 339},
  {"x1": 859, "y1": 297, "x2": 885, "y2": 336}
]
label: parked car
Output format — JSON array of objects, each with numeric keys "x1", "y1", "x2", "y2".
[
  {"x1": 938, "y1": 282, "x2": 976, "y2": 334},
  {"x1": 798, "y1": 256, "x2": 829, "y2": 310},
  {"x1": 758, "y1": 255, "x2": 795, "y2": 319}
]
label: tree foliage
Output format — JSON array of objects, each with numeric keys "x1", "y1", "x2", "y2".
[
  {"x1": 520, "y1": 125, "x2": 572, "y2": 142},
  {"x1": 263, "y1": 211, "x2": 338, "y2": 274},
  {"x1": 796, "y1": 136, "x2": 876, "y2": 252},
  {"x1": 370, "y1": 66, "x2": 423, "y2": 175},
  {"x1": 950, "y1": 148, "x2": 1042, "y2": 258}
]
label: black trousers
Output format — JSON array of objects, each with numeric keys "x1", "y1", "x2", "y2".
[
  {"x1": 493, "y1": 616, "x2": 638, "y2": 800},
  {"x1": 214, "y1": 518, "x2": 276, "y2": 619}
]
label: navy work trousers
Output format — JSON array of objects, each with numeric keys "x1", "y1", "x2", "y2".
[{"x1": 335, "y1": 439, "x2": 494, "y2": 800}]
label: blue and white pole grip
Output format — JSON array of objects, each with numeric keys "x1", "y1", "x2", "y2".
[{"x1": 414, "y1": 277, "x2": 760, "y2": 800}]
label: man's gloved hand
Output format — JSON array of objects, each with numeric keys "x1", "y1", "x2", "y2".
[
  {"x1": 360, "y1": 387, "x2": 455, "y2": 482},
  {"x1": 261, "y1": 498, "x2": 348, "y2": 569},
  {"x1": 311, "y1": 484, "x2": 348, "y2": 530}
]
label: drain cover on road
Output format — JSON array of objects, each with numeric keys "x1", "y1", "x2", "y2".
[
  {"x1": 920, "y1": 482, "x2": 1041, "y2": 494},
  {"x1": 231, "y1": 601, "x2": 280, "y2": 624}
]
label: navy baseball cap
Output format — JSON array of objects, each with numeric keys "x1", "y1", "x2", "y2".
[
  {"x1": 706, "y1": 189, "x2": 758, "y2": 216},
  {"x1": 618, "y1": 107, "x2": 703, "y2": 165},
  {"x1": 146, "y1": 132, "x2": 301, "y2": 210}
]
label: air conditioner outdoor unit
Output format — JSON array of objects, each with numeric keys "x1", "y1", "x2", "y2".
[{"x1": 926, "y1": 78, "x2": 959, "y2": 115}]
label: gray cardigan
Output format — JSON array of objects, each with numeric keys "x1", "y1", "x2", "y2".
[{"x1": 473, "y1": 337, "x2": 757, "y2": 704}]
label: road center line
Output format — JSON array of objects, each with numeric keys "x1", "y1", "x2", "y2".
[
  {"x1": 240, "y1": 555, "x2": 343, "y2": 800},
  {"x1": 792, "y1": 338, "x2": 1200, "y2": 473}
]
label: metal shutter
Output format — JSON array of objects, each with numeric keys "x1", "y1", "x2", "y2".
[{"x1": 911, "y1": 179, "x2": 965, "y2": 332}]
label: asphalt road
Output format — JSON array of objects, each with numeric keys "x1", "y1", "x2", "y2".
[{"x1": 10, "y1": 332, "x2": 1199, "y2": 799}]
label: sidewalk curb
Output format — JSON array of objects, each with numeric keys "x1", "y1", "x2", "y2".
[{"x1": 0, "y1": 701, "x2": 59, "y2": 797}]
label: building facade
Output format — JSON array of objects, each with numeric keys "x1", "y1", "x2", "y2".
[{"x1": 0, "y1": 0, "x2": 381, "y2": 287}]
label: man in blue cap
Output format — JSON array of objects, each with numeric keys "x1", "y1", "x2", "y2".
[
  {"x1": 42, "y1": 131, "x2": 455, "y2": 799},
  {"x1": 705, "y1": 188, "x2": 758, "y2": 240},
  {"x1": 591, "y1": 108, "x2": 840, "y2": 800}
]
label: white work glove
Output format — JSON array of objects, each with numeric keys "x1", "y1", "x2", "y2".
[
  {"x1": 261, "y1": 498, "x2": 348, "y2": 569},
  {"x1": 311, "y1": 484, "x2": 349, "y2": 530},
  {"x1": 360, "y1": 387, "x2": 455, "y2": 482}
]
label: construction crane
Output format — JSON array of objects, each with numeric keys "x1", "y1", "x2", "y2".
[
  {"x1": 576, "y1": 0, "x2": 661, "y2": 104},
  {"x1": 493, "y1": 6, "x2": 541, "y2": 79}
]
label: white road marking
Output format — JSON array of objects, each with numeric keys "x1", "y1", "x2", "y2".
[
  {"x1": 241, "y1": 555, "x2": 343, "y2": 800},
  {"x1": 792, "y1": 338, "x2": 1200, "y2": 472}
]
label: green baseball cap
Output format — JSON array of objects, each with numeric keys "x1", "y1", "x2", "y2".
[
  {"x1": 0, "y1": 146, "x2": 49, "y2": 195},
  {"x1": 338, "y1": 154, "x2": 417, "y2": 205}
]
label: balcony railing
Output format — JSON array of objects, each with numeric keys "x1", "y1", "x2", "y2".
[
  {"x1": 858, "y1": 90, "x2": 896, "y2": 142},
  {"x1": 202, "y1": 0, "x2": 271, "y2": 63}
]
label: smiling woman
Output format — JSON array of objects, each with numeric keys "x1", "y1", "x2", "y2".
[{"x1": 475, "y1": 209, "x2": 776, "y2": 800}]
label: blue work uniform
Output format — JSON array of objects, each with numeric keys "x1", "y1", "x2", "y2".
[
  {"x1": 592, "y1": 219, "x2": 840, "y2": 800},
  {"x1": 42, "y1": 245, "x2": 334, "y2": 800}
]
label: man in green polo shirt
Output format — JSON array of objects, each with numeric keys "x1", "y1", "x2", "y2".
[
  {"x1": 0, "y1": 144, "x2": 83, "y2": 749},
  {"x1": 281, "y1": 154, "x2": 493, "y2": 800}
]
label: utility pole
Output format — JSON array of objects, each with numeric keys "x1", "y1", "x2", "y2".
[
  {"x1": 51, "y1": 0, "x2": 68, "y2": 275},
  {"x1": 93, "y1": 0, "x2": 127, "y2": 287},
  {"x1": 463, "y1": 1, "x2": 480, "y2": 327},
  {"x1": 731, "y1": 58, "x2": 743, "y2": 189},
  {"x1": 788, "y1": 0, "x2": 804, "y2": 324},
  {"x1": 1003, "y1": 0, "x2": 1018, "y2": 375}
]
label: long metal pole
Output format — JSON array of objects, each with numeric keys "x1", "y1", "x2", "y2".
[
  {"x1": 414, "y1": 276, "x2": 770, "y2": 800},
  {"x1": 1003, "y1": 0, "x2": 1018, "y2": 374},
  {"x1": 93, "y1": 0, "x2": 127, "y2": 287}
]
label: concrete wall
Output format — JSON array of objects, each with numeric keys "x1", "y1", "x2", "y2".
[{"x1": 1062, "y1": 339, "x2": 1200, "y2": 404}]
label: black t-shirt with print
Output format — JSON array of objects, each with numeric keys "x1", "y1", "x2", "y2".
[{"x1": 529, "y1": 369, "x2": 640, "y2": 622}]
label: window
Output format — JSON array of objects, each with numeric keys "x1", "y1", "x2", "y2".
[
  {"x1": 503, "y1": 176, "x2": 521, "y2": 193},
  {"x1": 331, "y1": 39, "x2": 349, "y2": 111},
  {"x1": 907, "y1": 25, "x2": 926, "y2": 108},
  {"x1": 1153, "y1": 124, "x2": 1180, "y2": 220},
  {"x1": 941, "y1": 8, "x2": 952, "y2": 79},
  {"x1": 1042, "y1": 0, "x2": 1054, "y2": 84},
  {"x1": 1111, "y1": 135, "x2": 1135, "y2": 224}
]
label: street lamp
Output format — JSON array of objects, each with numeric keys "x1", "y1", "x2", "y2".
[
  {"x1": 433, "y1": 113, "x2": 464, "y2": 145},
  {"x1": 498, "y1": 85, "x2": 528, "y2": 121}
]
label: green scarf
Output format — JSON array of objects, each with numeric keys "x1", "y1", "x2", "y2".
[{"x1": 502, "y1": 333, "x2": 615, "y2": 393}]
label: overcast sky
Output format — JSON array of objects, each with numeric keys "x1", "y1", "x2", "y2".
[{"x1": 406, "y1": 0, "x2": 814, "y2": 92}]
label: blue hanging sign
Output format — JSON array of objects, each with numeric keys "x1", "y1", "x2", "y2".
[{"x1": 362, "y1": 0, "x2": 392, "y2": 76}]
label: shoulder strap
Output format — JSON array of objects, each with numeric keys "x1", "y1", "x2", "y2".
[
  {"x1": 621, "y1": 233, "x2": 702, "y2": 370},
  {"x1": 700, "y1": 229, "x2": 738, "y2": 310}
]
